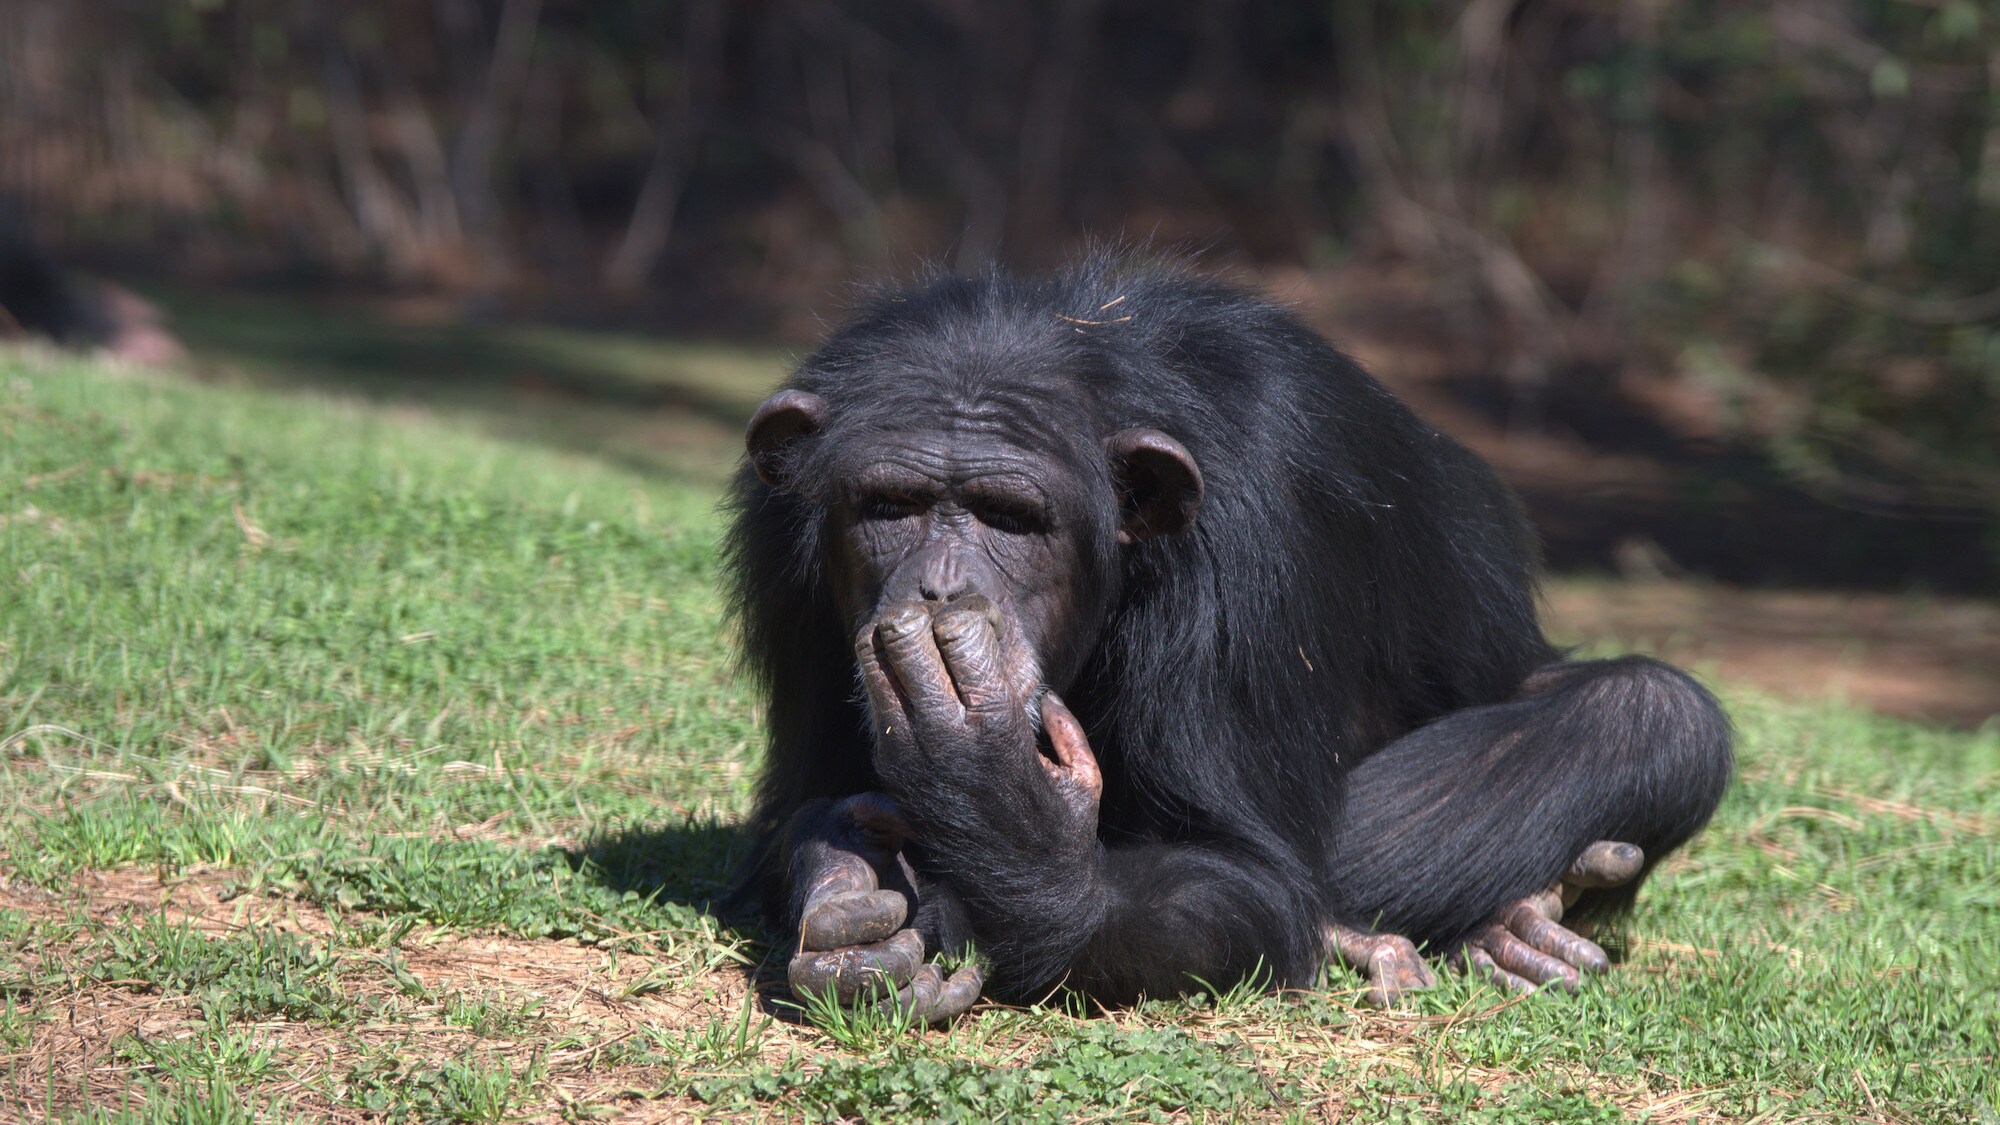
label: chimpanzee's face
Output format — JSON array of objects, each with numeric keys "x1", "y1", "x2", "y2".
[
  {"x1": 745, "y1": 389, "x2": 1204, "y2": 698},
  {"x1": 830, "y1": 429, "x2": 1089, "y2": 691}
]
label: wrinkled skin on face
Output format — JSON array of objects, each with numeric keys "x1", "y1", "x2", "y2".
[{"x1": 833, "y1": 436, "x2": 1083, "y2": 714}]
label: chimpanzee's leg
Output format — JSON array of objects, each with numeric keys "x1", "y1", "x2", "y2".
[{"x1": 1327, "y1": 656, "x2": 1732, "y2": 961}]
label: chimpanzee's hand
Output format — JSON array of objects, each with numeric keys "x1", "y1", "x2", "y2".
[
  {"x1": 1452, "y1": 840, "x2": 1645, "y2": 993},
  {"x1": 785, "y1": 793, "x2": 984, "y2": 1023},
  {"x1": 856, "y1": 597, "x2": 1102, "y2": 830}
]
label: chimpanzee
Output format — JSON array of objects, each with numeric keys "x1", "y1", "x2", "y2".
[
  {"x1": 0, "y1": 218, "x2": 108, "y2": 347},
  {"x1": 0, "y1": 209, "x2": 180, "y2": 364},
  {"x1": 724, "y1": 259, "x2": 1732, "y2": 1019}
]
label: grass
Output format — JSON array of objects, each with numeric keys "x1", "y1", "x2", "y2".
[{"x1": 2, "y1": 341, "x2": 1997, "y2": 1123}]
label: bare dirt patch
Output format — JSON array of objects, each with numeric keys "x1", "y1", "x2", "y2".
[
  {"x1": 0, "y1": 869, "x2": 773, "y2": 1122},
  {"x1": 4, "y1": 988, "x2": 200, "y2": 1117},
  {"x1": 1543, "y1": 580, "x2": 2000, "y2": 729},
  {"x1": 6, "y1": 866, "x2": 744, "y2": 1029}
]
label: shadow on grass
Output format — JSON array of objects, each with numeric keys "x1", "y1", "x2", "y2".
[
  {"x1": 566, "y1": 817, "x2": 751, "y2": 917},
  {"x1": 157, "y1": 286, "x2": 1998, "y2": 595},
  {"x1": 154, "y1": 286, "x2": 788, "y2": 487},
  {"x1": 1434, "y1": 370, "x2": 1996, "y2": 595},
  {"x1": 568, "y1": 820, "x2": 826, "y2": 1018}
]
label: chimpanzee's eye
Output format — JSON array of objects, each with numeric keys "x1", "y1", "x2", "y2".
[
  {"x1": 974, "y1": 502, "x2": 1046, "y2": 536},
  {"x1": 858, "y1": 494, "x2": 924, "y2": 522}
]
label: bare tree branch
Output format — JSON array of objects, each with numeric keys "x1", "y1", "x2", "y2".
[
  {"x1": 449, "y1": 0, "x2": 542, "y2": 278},
  {"x1": 602, "y1": 0, "x2": 725, "y2": 293}
]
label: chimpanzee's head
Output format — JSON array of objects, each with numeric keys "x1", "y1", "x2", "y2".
[{"x1": 744, "y1": 373, "x2": 1202, "y2": 695}]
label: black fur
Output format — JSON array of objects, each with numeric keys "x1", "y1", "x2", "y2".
[{"x1": 725, "y1": 259, "x2": 1733, "y2": 1004}]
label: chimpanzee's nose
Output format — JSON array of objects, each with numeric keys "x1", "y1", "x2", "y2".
[{"x1": 918, "y1": 554, "x2": 970, "y2": 602}]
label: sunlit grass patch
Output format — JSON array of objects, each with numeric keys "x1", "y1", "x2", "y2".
[{"x1": 2, "y1": 350, "x2": 1995, "y2": 1122}]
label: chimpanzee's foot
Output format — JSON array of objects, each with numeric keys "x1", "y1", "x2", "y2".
[
  {"x1": 1330, "y1": 840, "x2": 1645, "y2": 1006},
  {"x1": 1453, "y1": 841, "x2": 1644, "y2": 993},
  {"x1": 1325, "y1": 921, "x2": 1436, "y2": 1008}
]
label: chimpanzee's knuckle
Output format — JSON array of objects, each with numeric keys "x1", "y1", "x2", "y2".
[
  {"x1": 788, "y1": 929, "x2": 924, "y2": 1004},
  {"x1": 958, "y1": 687, "x2": 1013, "y2": 717},
  {"x1": 1565, "y1": 840, "x2": 1645, "y2": 889},
  {"x1": 787, "y1": 951, "x2": 843, "y2": 1001},
  {"x1": 877, "y1": 601, "x2": 934, "y2": 641},
  {"x1": 801, "y1": 863, "x2": 870, "y2": 906},
  {"x1": 931, "y1": 607, "x2": 992, "y2": 650},
  {"x1": 891, "y1": 670, "x2": 955, "y2": 715},
  {"x1": 839, "y1": 792, "x2": 913, "y2": 846},
  {"x1": 902, "y1": 701, "x2": 972, "y2": 748}
]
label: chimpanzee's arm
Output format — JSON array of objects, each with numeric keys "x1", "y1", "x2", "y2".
[
  {"x1": 900, "y1": 798, "x2": 1324, "y2": 1003},
  {"x1": 1051, "y1": 843, "x2": 1325, "y2": 1002},
  {"x1": 857, "y1": 597, "x2": 1322, "y2": 1002}
]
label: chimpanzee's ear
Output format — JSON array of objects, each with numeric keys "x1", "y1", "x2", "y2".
[
  {"x1": 746, "y1": 390, "x2": 828, "y2": 490},
  {"x1": 1107, "y1": 428, "x2": 1203, "y2": 543}
]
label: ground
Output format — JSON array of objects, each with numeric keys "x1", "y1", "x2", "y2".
[{"x1": 1, "y1": 325, "x2": 1996, "y2": 1123}]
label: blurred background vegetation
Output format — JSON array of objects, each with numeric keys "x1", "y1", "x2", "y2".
[{"x1": 3, "y1": 0, "x2": 1996, "y2": 720}]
